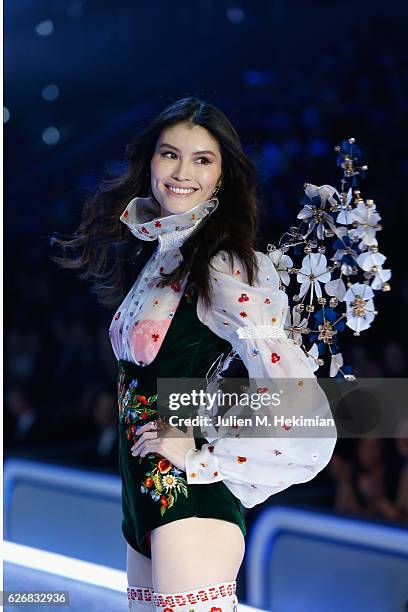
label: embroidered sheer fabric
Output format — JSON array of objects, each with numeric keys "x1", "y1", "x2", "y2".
[{"x1": 185, "y1": 250, "x2": 338, "y2": 508}]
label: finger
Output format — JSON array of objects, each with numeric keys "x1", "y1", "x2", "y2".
[
  {"x1": 131, "y1": 430, "x2": 158, "y2": 452},
  {"x1": 136, "y1": 421, "x2": 157, "y2": 435},
  {"x1": 136, "y1": 439, "x2": 161, "y2": 457}
]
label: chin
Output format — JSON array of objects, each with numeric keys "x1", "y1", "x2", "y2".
[{"x1": 159, "y1": 190, "x2": 203, "y2": 215}]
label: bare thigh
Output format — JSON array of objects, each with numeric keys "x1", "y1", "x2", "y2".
[
  {"x1": 151, "y1": 517, "x2": 245, "y2": 592},
  {"x1": 126, "y1": 542, "x2": 153, "y2": 588}
]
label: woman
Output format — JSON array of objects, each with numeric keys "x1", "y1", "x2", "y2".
[{"x1": 52, "y1": 96, "x2": 337, "y2": 611}]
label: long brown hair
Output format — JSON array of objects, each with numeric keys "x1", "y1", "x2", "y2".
[{"x1": 50, "y1": 96, "x2": 263, "y2": 311}]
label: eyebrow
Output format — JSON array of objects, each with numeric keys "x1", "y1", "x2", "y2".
[{"x1": 158, "y1": 142, "x2": 217, "y2": 157}]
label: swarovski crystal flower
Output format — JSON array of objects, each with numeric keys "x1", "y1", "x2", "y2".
[
  {"x1": 267, "y1": 248, "x2": 293, "y2": 286},
  {"x1": 350, "y1": 202, "x2": 382, "y2": 247},
  {"x1": 296, "y1": 253, "x2": 332, "y2": 299},
  {"x1": 344, "y1": 283, "x2": 376, "y2": 333},
  {"x1": 336, "y1": 188, "x2": 353, "y2": 225}
]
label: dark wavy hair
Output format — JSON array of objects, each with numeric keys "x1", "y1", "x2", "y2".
[{"x1": 50, "y1": 96, "x2": 263, "y2": 311}]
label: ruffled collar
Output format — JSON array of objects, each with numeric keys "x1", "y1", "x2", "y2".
[{"x1": 120, "y1": 194, "x2": 219, "y2": 251}]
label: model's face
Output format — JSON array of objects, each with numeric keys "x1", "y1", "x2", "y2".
[{"x1": 150, "y1": 122, "x2": 222, "y2": 217}]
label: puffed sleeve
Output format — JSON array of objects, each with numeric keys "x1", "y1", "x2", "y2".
[{"x1": 184, "y1": 250, "x2": 337, "y2": 508}]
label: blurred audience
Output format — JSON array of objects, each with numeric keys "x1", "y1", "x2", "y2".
[{"x1": 329, "y1": 437, "x2": 404, "y2": 522}]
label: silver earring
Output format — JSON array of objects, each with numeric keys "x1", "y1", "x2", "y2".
[{"x1": 212, "y1": 184, "x2": 221, "y2": 197}]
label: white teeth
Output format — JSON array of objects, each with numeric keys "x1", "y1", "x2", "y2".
[{"x1": 167, "y1": 185, "x2": 196, "y2": 194}]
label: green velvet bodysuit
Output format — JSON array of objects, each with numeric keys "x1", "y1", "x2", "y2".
[{"x1": 117, "y1": 280, "x2": 247, "y2": 559}]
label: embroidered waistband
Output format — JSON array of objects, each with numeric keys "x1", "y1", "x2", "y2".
[
  {"x1": 152, "y1": 580, "x2": 236, "y2": 607},
  {"x1": 127, "y1": 586, "x2": 153, "y2": 602}
]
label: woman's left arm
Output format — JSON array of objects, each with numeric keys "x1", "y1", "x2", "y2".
[{"x1": 184, "y1": 249, "x2": 338, "y2": 508}]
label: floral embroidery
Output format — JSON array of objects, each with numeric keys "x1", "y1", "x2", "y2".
[
  {"x1": 239, "y1": 311, "x2": 248, "y2": 318},
  {"x1": 155, "y1": 220, "x2": 162, "y2": 228},
  {"x1": 264, "y1": 298, "x2": 271, "y2": 304},
  {"x1": 237, "y1": 456, "x2": 247, "y2": 463},
  {"x1": 118, "y1": 363, "x2": 190, "y2": 515},
  {"x1": 271, "y1": 352, "x2": 281, "y2": 363},
  {"x1": 141, "y1": 456, "x2": 189, "y2": 516},
  {"x1": 117, "y1": 368, "x2": 158, "y2": 440},
  {"x1": 238, "y1": 293, "x2": 249, "y2": 302}
]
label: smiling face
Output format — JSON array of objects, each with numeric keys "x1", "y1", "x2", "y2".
[{"x1": 150, "y1": 121, "x2": 223, "y2": 217}]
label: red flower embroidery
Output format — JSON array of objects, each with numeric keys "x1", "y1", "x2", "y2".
[
  {"x1": 282, "y1": 423, "x2": 292, "y2": 431},
  {"x1": 157, "y1": 458, "x2": 172, "y2": 474},
  {"x1": 114, "y1": 311, "x2": 121, "y2": 320},
  {"x1": 141, "y1": 227, "x2": 150, "y2": 234},
  {"x1": 159, "y1": 266, "x2": 164, "y2": 272},
  {"x1": 213, "y1": 471, "x2": 219, "y2": 477},
  {"x1": 163, "y1": 608, "x2": 174, "y2": 612},
  {"x1": 160, "y1": 495, "x2": 168, "y2": 507},
  {"x1": 235, "y1": 269, "x2": 241, "y2": 275},
  {"x1": 170, "y1": 281, "x2": 181, "y2": 292},
  {"x1": 152, "y1": 333, "x2": 160, "y2": 342},
  {"x1": 208, "y1": 445, "x2": 214, "y2": 453},
  {"x1": 238, "y1": 293, "x2": 249, "y2": 302},
  {"x1": 140, "y1": 411, "x2": 148, "y2": 420},
  {"x1": 138, "y1": 396, "x2": 149, "y2": 405},
  {"x1": 237, "y1": 456, "x2": 247, "y2": 463},
  {"x1": 210, "y1": 607, "x2": 222, "y2": 612},
  {"x1": 144, "y1": 477, "x2": 153, "y2": 487},
  {"x1": 271, "y1": 352, "x2": 281, "y2": 363},
  {"x1": 264, "y1": 298, "x2": 271, "y2": 304},
  {"x1": 239, "y1": 311, "x2": 248, "y2": 318},
  {"x1": 123, "y1": 210, "x2": 129, "y2": 217},
  {"x1": 191, "y1": 213, "x2": 197, "y2": 220},
  {"x1": 155, "y1": 220, "x2": 162, "y2": 228}
]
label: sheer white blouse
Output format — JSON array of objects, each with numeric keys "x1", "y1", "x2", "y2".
[
  {"x1": 109, "y1": 196, "x2": 337, "y2": 509},
  {"x1": 186, "y1": 249, "x2": 338, "y2": 508}
]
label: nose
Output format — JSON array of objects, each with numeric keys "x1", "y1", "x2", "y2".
[{"x1": 171, "y1": 157, "x2": 193, "y2": 182}]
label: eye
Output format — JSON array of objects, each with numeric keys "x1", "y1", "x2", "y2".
[
  {"x1": 161, "y1": 151, "x2": 177, "y2": 159},
  {"x1": 196, "y1": 157, "x2": 212, "y2": 165}
]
